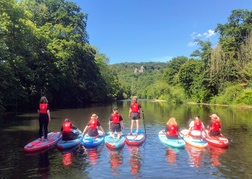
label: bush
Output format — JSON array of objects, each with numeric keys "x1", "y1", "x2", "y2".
[{"x1": 234, "y1": 89, "x2": 252, "y2": 105}]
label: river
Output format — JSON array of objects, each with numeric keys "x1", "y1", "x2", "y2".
[{"x1": 0, "y1": 99, "x2": 252, "y2": 179}]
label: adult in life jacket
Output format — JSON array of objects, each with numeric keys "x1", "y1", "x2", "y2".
[
  {"x1": 61, "y1": 118, "x2": 79, "y2": 140},
  {"x1": 165, "y1": 117, "x2": 179, "y2": 139},
  {"x1": 128, "y1": 96, "x2": 142, "y2": 134},
  {"x1": 207, "y1": 114, "x2": 221, "y2": 137},
  {"x1": 109, "y1": 107, "x2": 124, "y2": 138},
  {"x1": 82, "y1": 114, "x2": 105, "y2": 137},
  {"x1": 188, "y1": 115, "x2": 207, "y2": 138},
  {"x1": 38, "y1": 96, "x2": 51, "y2": 141}
]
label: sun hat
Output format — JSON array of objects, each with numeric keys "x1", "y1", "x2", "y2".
[
  {"x1": 113, "y1": 107, "x2": 118, "y2": 110},
  {"x1": 65, "y1": 118, "x2": 70, "y2": 122}
]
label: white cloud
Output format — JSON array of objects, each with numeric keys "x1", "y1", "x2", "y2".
[
  {"x1": 187, "y1": 42, "x2": 197, "y2": 47},
  {"x1": 190, "y1": 29, "x2": 216, "y2": 39},
  {"x1": 188, "y1": 29, "x2": 216, "y2": 46},
  {"x1": 205, "y1": 29, "x2": 215, "y2": 38}
]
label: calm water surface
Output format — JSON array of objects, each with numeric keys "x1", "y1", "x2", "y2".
[{"x1": 1, "y1": 100, "x2": 252, "y2": 179}]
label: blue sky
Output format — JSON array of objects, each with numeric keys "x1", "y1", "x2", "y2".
[{"x1": 73, "y1": 0, "x2": 252, "y2": 64}]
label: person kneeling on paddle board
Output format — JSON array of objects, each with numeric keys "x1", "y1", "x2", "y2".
[
  {"x1": 61, "y1": 118, "x2": 79, "y2": 140},
  {"x1": 188, "y1": 115, "x2": 208, "y2": 138},
  {"x1": 109, "y1": 107, "x2": 124, "y2": 139},
  {"x1": 207, "y1": 114, "x2": 221, "y2": 137},
  {"x1": 165, "y1": 117, "x2": 179, "y2": 139},
  {"x1": 82, "y1": 114, "x2": 105, "y2": 138}
]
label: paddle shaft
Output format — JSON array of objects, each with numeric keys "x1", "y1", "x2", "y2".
[{"x1": 142, "y1": 111, "x2": 146, "y2": 135}]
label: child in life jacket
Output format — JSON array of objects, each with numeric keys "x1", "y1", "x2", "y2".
[
  {"x1": 165, "y1": 117, "x2": 179, "y2": 139},
  {"x1": 188, "y1": 115, "x2": 207, "y2": 138},
  {"x1": 207, "y1": 114, "x2": 221, "y2": 137},
  {"x1": 61, "y1": 118, "x2": 79, "y2": 140},
  {"x1": 109, "y1": 107, "x2": 124, "y2": 138},
  {"x1": 82, "y1": 114, "x2": 105, "y2": 137}
]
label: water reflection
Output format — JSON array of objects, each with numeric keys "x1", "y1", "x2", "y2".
[
  {"x1": 127, "y1": 146, "x2": 141, "y2": 177},
  {"x1": 107, "y1": 148, "x2": 123, "y2": 176},
  {"x1": 38, "y1": 151, "x2": 50, "y2": 179},
  {"x1": 59, "y1": 145, "x2": 81, "y2": 166},
  {"x1": 165, "y1": 147, "x2": 181, "y2": 165},
  {"x1": 207, "y1": 145, "x2": 228, "y2": 166},
  {"x1": 186, "y1": 145, "x2": 206, "y2": 168},
  {"x1": 84, "y1": 147, "x2": 101, "y2": 166}
]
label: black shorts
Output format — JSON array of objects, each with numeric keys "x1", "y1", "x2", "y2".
[
  {"x1": 62, "y1": 132, "x2": 78, "y2": 140},
  {"x1": 131, "y1": 112, "x2": 140, "y2": 120},
  {"x1": 209, "y1": 130, "x2": 220, "y2": 136},
  {"x1": 111, "y1": 123, "x2": 121, "y2": 132},
  {"x1": 88, "y1": 129, "x2": 98, "y2": 137}
]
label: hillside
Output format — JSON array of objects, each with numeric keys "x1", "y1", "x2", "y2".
[{"x1": 110, "y1": 62, "x2": 167, "y2": 98}]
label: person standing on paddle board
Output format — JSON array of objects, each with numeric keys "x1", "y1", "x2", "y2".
[
  {"x1": 61, "y1": 118, "x2": 79, "y2": 140},
  {"x1": 109, "y1": 107, "x2": 124, "y2": 138},
  {"x1": 188, "y1": 115, "x2": 207, "y2": 138},
  {"x1": 165, "y1": 117, "x2": 179, "y2": 139},
  {"x1": 128, "y1": 96, "x2": 142, "y2": 134},
  {"x1": 207, "y1": 114, "x2": 221, "y2": 137},
  {"x1": 38, "y1": 96, "x2": 51, "y2": 141},
  {"x1": 82, "y1": 114, "x2": 105, "y2": 137}
]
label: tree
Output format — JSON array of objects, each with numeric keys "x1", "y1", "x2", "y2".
[{"x1": 163, "y1": 56, "x2": 188, "y2": 85}]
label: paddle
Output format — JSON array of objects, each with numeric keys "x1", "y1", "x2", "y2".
[{"x1": 142, "y1": 111, "x2": 146, "y2": 135}]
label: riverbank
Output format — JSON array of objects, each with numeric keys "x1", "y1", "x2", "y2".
[{"x1": 151, "y1": 100, "x2": 252, "y2": 109}]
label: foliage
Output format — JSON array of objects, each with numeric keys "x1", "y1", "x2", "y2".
[
  {"x1": 234, "y1": 89, "x2": 252, "y2": 105},
  {"x1": 163, "y1": 56, "x2": 187, "y2": 85},
  {"x1": 0, "y1": 0, "x2": 124, "y2": 112},
  {"x1": 1, "y1": 3, "x2": 252, "y2": 112},
  {"x1": 210, "y1": 84, "x2": 243, "y2": 105}
]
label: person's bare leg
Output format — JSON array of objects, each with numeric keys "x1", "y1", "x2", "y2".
[
  {"x1": 130, "y1": 120, "x2": 134, "y2": 134},
  {"x1": 117, "y1": 132, "x2": 121, "y2": 138},
  {"x1": 110, "y1": 131, "x2": 115, "y2": 138},
  {"x1": 136, "y1": 120, "x2": 140, "y2": 133}
]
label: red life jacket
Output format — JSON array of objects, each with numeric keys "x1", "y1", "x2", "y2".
[
  {"x1": 63, "y1": 122, "x2": 72, "y2": 132},
  {"x1": 194, "y1": 121, "x2": 202, "y2": 131},
  {"x1": 167, "y1": 124, "x2": 178, "y2": 136},
  {"x1": 130, "y1": 102, "x2": 140, "y2": 113},
  {"x1": 89, "y1": 118, "x2": 98, "y2": 129},
  {"x1": 111, "y1": 113, "x2": 120, "y2": 124},
  {"x1": 39, "y1": 103, "x2": 48, "y2": 114},
  {"x1": 212, "y1": 121, "x2": 221, "y2": 131}
]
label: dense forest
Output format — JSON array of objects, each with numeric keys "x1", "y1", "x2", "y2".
[
  {"x1": 1, "y1": 0, "x2": 252, "y2": 112},
  {"x1": 0, "y1": 0, "x2": 126, "y2": 112}
]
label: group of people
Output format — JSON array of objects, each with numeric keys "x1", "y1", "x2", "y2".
[
  {"x1": 165, "y1": 114, "x2": 222, "y2": 139},
  {"x1": 37, "y1": 96, "x2": 143, "y2": 141},
  {"x1": 38, "y1": 95, "x2": 221, "y2": 141}
]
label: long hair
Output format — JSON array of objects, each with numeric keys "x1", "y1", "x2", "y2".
[
  {"x1": 40, "y1": 96, "x2": 48, "y2": 104},
  {"x1": 131, "y1": 96, "x2": 138, "y2": 103},
  {"x1": 166, "y1": 117, "x2": 177, "y2": 125}
]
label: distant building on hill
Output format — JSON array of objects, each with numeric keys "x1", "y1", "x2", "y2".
[{"x1": 134, "y1": 66, "x2": 144, "y2": 73}]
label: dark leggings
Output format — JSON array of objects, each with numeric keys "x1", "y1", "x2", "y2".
[{"x1": 39, "y1": 114, "x2": 49, "y2": 139}]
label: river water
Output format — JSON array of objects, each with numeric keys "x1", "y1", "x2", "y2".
[{"x1": 0, "y1": 100, "x2": 252, "y2": 179}]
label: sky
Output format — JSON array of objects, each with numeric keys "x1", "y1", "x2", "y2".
[{"x1": 73, "y1": 0, "x2": 252, "y2": 64}]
